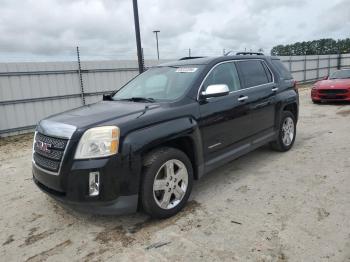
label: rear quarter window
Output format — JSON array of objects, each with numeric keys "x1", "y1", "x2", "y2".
[{"x1": 271, "y1": 59, "x2": 293, "y2": 80}]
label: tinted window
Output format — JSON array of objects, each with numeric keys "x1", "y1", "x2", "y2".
[
  {"x1": 236, "y1": 60, "x2": 270, "y2": 88},
  {"x1": 262, "y1": 62, "x2": 273, "y2": 82},
  {"x1": 271, "y1": 59, "x2": 293, "y2": 80},
  {"x1": 203, "y1": 62, "x2": 241, "y2": 92}
]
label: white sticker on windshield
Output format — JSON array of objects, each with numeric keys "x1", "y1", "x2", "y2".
[{"x1": 175, "y1": 67, "x2": 198, "y2": 73}]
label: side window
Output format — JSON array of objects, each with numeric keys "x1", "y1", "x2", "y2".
[
  {"x1": 262, "y1": 62, "x2": 273, "y2": 82},
  {"x1": 236, "y1": 60, "x2": 271, "y2": 88},
  {"x1": 203, "y1": 62, "x2": 241, "y2": 92},
  {"x1": 271, "y1": 59, "x2": 293, "y2": 80}
]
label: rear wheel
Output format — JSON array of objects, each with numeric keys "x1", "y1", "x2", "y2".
[
  {"x1": 141, "y1": 147, "x2": 193, "y2": 219},
  {"x1": 270, "y1": 111, "x2": 296, "y2": 152},
  {"x1": 312, "y1": 100, "x2": 321, "y2": 104}
]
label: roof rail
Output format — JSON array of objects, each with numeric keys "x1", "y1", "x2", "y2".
[
  {"x1": 236, "y1": 52, "x2": 264, "y2": 56},
  {"x1": 179, "y1": 56, "x2": 204, "y2": 60}
]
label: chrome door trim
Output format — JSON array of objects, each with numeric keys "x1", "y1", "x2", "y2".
[{"x1": 208, "y1": 142, "x2": 222, "y2": 149}]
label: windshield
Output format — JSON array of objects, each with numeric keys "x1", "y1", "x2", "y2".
[
  {"x1": 329, "y1": 70, "x2": 350, "y2": 79},
  {"x1": 113, "y1": 65, "x2": 203, "y2": 102}
]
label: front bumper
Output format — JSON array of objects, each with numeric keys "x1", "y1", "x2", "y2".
[
  {"x1": 32, "y1": 146, "x2": 142, "y2": 215},
  {"x1": 33, "y1": 176, "x2": 138, "y2": 215},
  {"x1": 311, "y1": 89, "x2": 350, "y2": 101}
]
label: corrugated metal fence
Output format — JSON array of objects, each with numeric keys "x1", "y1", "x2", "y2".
[
  {"x1": 280, "y1": 53, "x2": 350, "y2": 83},
  {"x1": 1, "y1": 53, "x2": 350, "y2": 137},
  {"x1": 0, "y1": 59, "x2": 164, "y2": 136}
]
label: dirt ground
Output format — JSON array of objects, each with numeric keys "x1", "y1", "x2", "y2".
[{"x1": 0, "y1": 86, "x2": 350, "y2": 262}]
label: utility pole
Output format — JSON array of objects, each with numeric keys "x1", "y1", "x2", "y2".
[
  {"x1": 132, "y1": 0, "x2": 144, "y2": 73},
  {"x1": 153, "y1": 30, "x2": 160, "y2": 60}
]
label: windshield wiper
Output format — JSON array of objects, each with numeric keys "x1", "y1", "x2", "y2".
[{"x1": 117, "y1": 97, "x2": 156, "y2": 103}]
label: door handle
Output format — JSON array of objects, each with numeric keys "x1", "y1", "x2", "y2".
[
  {"x1": 238, "y1": 95, "x2": 248, "y2": 102},
  {"x1": 272, "y1": 87, "x2": 279, "y2": 92}
]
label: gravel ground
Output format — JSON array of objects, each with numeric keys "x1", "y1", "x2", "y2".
[{"x1": 0, "y1": 86, "x2": 350, "y2": 262}]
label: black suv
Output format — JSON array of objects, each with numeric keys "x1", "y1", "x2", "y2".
[{"x1": 32, "y1": 54, "x2": 299, "y2": 218}]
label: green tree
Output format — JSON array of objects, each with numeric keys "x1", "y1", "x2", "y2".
[{"x1": 271, "y1": 38, "x2": 350, "y2": 56}]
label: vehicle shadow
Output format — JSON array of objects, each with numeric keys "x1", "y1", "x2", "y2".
[{"x1": 191, "y1": 145, "x2": 273, "y2": 196}]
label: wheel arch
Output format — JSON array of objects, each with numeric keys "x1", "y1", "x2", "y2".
[
  {"x1": 141, "y1": 136, "x2": 201, "y2": 180},
  {"x1": 282, "y1": 102, "x2": 298, "y2": 122},
  {"x1": 122, "y1": 117, "x2": 204, "y2": 182}
]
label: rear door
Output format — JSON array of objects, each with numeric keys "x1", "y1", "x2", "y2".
[{"x1": 235, "y1": 59, "x2": 277, "y2": 137}]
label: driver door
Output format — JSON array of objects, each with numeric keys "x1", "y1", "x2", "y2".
[{"x1": 198, "y1": 61, "x2": 252, "y2": 164}]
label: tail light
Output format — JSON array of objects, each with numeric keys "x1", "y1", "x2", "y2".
[{"x1": 293, "y1": 80, "x2": 298, "y2": 93}]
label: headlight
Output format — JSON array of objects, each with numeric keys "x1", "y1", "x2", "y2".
[{"x1": 75, "y1": 126, "x2": 120, "y2": 159}]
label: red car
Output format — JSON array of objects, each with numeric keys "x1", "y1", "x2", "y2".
[{"x1": 311, "y1": 69, "x2": 350, "y2": 103}]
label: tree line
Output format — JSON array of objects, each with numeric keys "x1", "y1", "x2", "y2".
[{"x1": 271, "y1": 38, "x2": 350, "y2": 56}]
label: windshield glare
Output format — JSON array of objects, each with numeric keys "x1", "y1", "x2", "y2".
[
  {"x1": 113, "y1": 65, "x2": 203, "y2": 101},
  {"x1": 329, "y1": 70, "x2": 350, "y2": 79}
]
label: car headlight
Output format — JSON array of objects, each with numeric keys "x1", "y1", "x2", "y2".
[{"x1": 75, "y1": 126, "x2": 120, "y2": 159}]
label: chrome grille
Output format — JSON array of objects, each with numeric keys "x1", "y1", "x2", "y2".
[
  {"x1": 35, "y1": 132, "x2": 67, "y2": 149},
  {"x1": 33, "y1": 133, "x2": 68, "y2": 172},
  {"x1": 34, "y1": 144, "x2": 63, "y2": 160},
  {"x1": 33, "y1": 153, "x2": 60, "y2": 172}
]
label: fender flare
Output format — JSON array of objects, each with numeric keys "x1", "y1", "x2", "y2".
[
  {"x1": 121, "y1": 117, "x2": 205, "y2": 180},
  {"x1": 274, "y1": 89, "x2": 299, "y2": 128}
]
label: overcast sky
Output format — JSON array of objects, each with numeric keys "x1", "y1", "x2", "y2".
[{"x1": 0, "y1": 0, "x2": 349, "y2": 61}]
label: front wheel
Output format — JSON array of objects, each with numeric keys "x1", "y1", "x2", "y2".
[
  {"x1": 141, "y1": 147, "x2": 193, "y2": 219},
  {"x1": 270, "y1": 111, "x2": 296, "y2": 152}
]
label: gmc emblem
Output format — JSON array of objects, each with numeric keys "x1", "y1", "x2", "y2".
[{"x1": 36, "y1": 141, "x2": 51, "y2": 153}]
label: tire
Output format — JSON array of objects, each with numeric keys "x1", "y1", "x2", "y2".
[
  {"x1": 270, "y1": 111, "x2": 296, "y2": 152},
  {"x1": 312, "y1": 100, "x2": 321, "y2": 104},
  {"x1": 141, "y1": 147, "x2": 193, "y2": 219}
]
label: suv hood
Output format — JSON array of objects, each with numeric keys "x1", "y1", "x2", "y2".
[{"x1": 39, "y1": 101, "x2": 161, "y2": 133}]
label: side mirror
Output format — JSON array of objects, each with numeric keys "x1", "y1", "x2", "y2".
[
  {"x1": 201, "y1": 84, "x2": 230, "y2": 99},
  {"x1": 103, "y1": 93, "x2": 113, "y2": 101},
  {"x1": 323, "y1": 75, "x2": 329, "y2": 80}
]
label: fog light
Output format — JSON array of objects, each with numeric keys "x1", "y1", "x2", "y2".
[{"x1": 89, "y1": 172, "x2": 100, "y2": 196}]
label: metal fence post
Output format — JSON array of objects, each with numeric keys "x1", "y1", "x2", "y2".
[
  {"x1": 289, "y1": 56, "x2": 292, "y2": 72},
  {"x1": 316, "y1": 55, "x2": 320, "y2": 80},
  {"x1": 337, "y1": 51, "x2": 341, "y2": 70},
  {"x1": 76, "y1": 46, "x2": 85, "y2": 105},
  {"x1": 141, "y1": 48, "x2": 145, "y2": 72},
  {"x1": 327, "y1": 55, "x2": 331, "y2": 76},
  {"x1": 303, "y1": 55, "x2": 307, "y2": 83}
]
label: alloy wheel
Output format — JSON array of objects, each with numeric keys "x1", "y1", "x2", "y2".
[
  {"x1": 282, "y1": 116, "x2": 295, "y2": 146},
  {"x1": 153, "y1": 159, "x2": 188, "y2": 210}
]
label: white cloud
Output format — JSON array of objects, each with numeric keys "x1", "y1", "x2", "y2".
[{"x1": 0, "y1": 0, "x2": 348, "y2": 61}]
